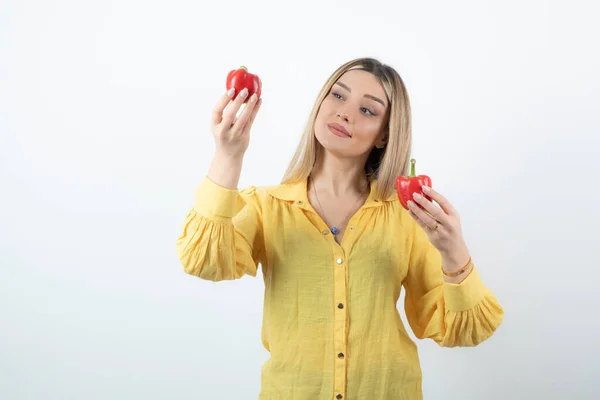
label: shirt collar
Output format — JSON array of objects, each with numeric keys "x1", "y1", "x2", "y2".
[{"x1": 266, "y1": 178, "x2": 396, "y2": 211}]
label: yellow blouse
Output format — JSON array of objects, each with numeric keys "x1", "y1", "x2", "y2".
[{"x1": 176, "y1": 176, "x2": 504, "y2": 400}]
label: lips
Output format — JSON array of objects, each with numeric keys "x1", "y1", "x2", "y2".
[{"x1": 327, "y1": 123, "x2": 351, "y2": 138}]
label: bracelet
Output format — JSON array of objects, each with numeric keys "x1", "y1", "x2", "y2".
[{"x1": 442, "y1": 256, "x2": 472, "y2": 277}]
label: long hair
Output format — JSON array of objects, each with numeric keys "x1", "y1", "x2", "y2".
[{"x1": 280, "y1": 57, "x2": 412, "y2": 201}]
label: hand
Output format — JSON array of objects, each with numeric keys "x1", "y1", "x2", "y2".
[
  {"x1": 211, "y1": 87, "x2": 262, "y2": 160},
  {"x1": 407, "y1": 185, "x2": 471, "y2": 272}
]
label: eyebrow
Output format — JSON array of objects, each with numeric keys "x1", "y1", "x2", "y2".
[{"x1": 334, "y1": 82, "x2": 386, "y2": 107}]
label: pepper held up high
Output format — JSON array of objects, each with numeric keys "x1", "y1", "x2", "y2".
[{"x1": 226, "y1": 65, "x2": 262, "y2": 103}]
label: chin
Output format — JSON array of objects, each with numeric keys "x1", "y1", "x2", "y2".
[{"x1": 315, "y1": 127, "x2": 358, "y2": 158}]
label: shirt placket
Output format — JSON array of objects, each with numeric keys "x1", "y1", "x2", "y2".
[
  {"x1": 296, "y1": 198, "x2": 365, "y2": 400},
  {"x1": 333, "y1": 250, "x2": 348, "y2": 400}
]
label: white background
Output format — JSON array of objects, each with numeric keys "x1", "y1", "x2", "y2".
[{"x1": 1, "y1": 0, "x2": 599, "y2": 399}]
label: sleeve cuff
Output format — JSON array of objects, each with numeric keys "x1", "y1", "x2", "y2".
[
  {"x1": 443, "y1": 265, "x2": 487, "y2": 312},
  {"x1": 193, "y1": 176, "x2": 246, "y2": 221}
]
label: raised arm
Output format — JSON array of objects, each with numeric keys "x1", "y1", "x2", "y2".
[{"x1": 176, "y1": 86, "x2": 264, "y2": 281}]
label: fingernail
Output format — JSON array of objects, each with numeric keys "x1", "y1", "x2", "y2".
[
  {"x1": 240, "y1": 88, "x2": 249, "y2": 97},
  {"x1": 422, "y1": 186, "x2": 430, "y2": 193},
  {"x1": 227, "y1": 88, "x2": 235, "y2": 97},
  {"x1": 413, "y1": 193, "x2": 422, "y2": 200},
  {"x1": 408, "y1": 200, "x2": 415, "y2": 208},
  {"x1": 250, "y1": 93, "x2": 257, "y2": 102}
]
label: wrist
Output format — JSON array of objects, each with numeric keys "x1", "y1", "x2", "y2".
[
  {"x1": 208, "y1": 153, "x2": 244, "y2": 190},
  {"x1": 214, "y1": 151, "x2": 244, "y2": 165},
  {"x1": 440, "y1": 245, "x2": 472, "y2": 283},
  {"x1": 441, "y1": 246, "x2": 470, "y2": 273}
]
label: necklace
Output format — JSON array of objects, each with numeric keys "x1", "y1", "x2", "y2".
[{"x1": 310, "y1": 175, "x2": 369, "y2": 236}]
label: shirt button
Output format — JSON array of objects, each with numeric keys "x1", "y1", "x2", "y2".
[
  {"x1": 336, "y1": 258, "x2": 343, "y2": 264},
  {"x1": 338, "y1": 352, "x2": 344, "y2": 359},
  {"x1": 322, "y1": 229, "x2": 329, "y2": 235},
  {"x1": 337, "y1": 303, "x2": 344, "y2": 309},
  {"x1": 349, "y1": 226, "x2": 354, "y2": 230},
  {"x1": 297, "y1": 200, "x2": 303, "y2": 205},
  {"x1": 336, "y1": 394, "x2": 343, "y2": 399}
]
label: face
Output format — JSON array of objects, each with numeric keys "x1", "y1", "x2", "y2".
[{"x1": 314, "y1": 69, "x2": 389, "y2": 159}]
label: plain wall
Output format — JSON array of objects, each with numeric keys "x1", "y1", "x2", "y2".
[{"x1": 1, "y1": 0, "x2": 599, "y2": 399}]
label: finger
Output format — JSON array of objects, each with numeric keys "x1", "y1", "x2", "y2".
[
  {"x1": 423, "y1": 186, "x2": 457, "y2": 216},
  {"x1": 240, "y1": 97, "x2": 262, "y2": 137},
  {"x1": 232, "y1": 94, "x2": 259, "y2": 136},
  {"x1": 408, "y1": 209, "x2": 434, "y2": 232},
  {"x1": 412, "y1": 192, "x2": 448, "y2": 224},
  {"x1": 212, "y1": 88, "x2": 236, "y2": 125},
  {"x1": 408, "y1": 200, "x2": 439, "y2": 230},
  {"x1": 221, "y1": 88, "x2": 249, "y2": 127}
]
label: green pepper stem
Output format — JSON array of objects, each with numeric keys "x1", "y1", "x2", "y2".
[
  {"x1": 409, "y1": 158, "x2": 416, "y2": 177},
  {"x1": 239, "y1": 65, "x2": 247, "y2": 71}
]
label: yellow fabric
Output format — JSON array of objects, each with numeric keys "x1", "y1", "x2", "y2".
[{"x1": 176, "y1": 176, "x2": 504, "y2": 400}]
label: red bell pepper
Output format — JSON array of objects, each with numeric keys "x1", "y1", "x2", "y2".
[
  {"x1": 396, "y1": 158, "x2": 432, "y2": 210},
  {"x1": 226, "y1": 65, "x2": 262, "y2": 103}
]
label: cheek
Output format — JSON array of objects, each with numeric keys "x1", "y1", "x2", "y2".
[
  {"x1": 355, "y1": 118, "x2": 385, "y2": 141},
  {"x1": 317, "y1": 99, "x2": 334, "y2": 117}
]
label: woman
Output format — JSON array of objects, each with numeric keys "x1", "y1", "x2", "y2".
[{"x1": 176, "y1": 58, "x2": 504, "y2": 399}]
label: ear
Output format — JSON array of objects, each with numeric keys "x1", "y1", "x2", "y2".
[{"x1": 375, "y1": 130, "x2": 388, "y2": 149}]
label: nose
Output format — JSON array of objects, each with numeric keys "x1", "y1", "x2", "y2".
[{"x1": 336, "y1": 111, "x2": 349, "y2": 122}]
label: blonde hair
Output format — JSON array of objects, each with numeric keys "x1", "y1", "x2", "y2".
[{"x1": 280, "y1": 57, "x2": 412, "y2": 201}]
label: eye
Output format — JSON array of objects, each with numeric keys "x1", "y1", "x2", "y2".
[
  {"x1": 361, "y1": 107, "x2": 376, "y2": 116},
  {"x1": 331, "y1": 91, "x2": 343, "y2": 100}
]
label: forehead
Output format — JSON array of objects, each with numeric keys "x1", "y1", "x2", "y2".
[{"x1": 334, "y1": 69, "x2": 387, "y2": 101}]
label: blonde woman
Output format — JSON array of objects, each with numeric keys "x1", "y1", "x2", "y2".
[{"x1": 176, "y1": 58, "x2": 504, "y2": 400}]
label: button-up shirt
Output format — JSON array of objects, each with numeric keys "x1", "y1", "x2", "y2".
[{"x1": 176, "y1": 176, "x2": 504, "y2": 400}]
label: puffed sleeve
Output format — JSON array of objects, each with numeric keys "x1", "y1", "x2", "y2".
[
  {"x1": 402, "y1": 221, "x2": 504, "y2": 347},
  {"x1": 175, "y1": 176, "x2": 265, "y2": 281}
]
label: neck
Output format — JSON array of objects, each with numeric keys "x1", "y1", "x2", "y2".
[{"x1": 310, "y1": 150, "x2": 369, "y2": 197}]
